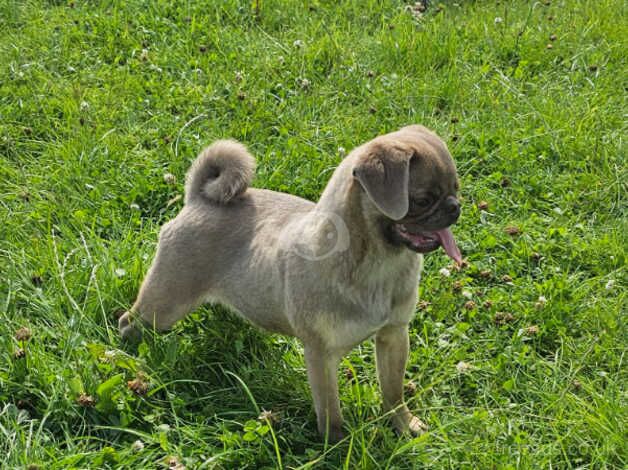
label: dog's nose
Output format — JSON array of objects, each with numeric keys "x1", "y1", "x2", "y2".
[{"x1": 445, "y1": 196, "x2": 461, "y2": 218}]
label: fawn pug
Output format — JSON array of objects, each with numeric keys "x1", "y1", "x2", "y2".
[{"x1": 119, "y1": 125, "x2": 462, "y2": 441}]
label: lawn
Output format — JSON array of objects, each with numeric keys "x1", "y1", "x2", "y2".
[{"x1": 1, "y1": 0, "x2": 626, "y2": 468}]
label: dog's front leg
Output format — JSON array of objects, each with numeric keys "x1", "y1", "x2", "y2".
[
  {"x1": 304, "y1": 344, "x2": 344, "y2": 442},
  {"x1": 375, "y1": 324, "x2": 428, "y2": 435}
]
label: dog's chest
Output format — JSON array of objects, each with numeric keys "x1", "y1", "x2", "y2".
[
  {"x1": 316, "y1": 255, "x2": 423, "y2": 350},
  {"x1": 352, "y1": 257, "x2": 421, "y2": 318}
]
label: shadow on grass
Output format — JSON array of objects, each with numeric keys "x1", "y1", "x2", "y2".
[{"x1": 121, "y1": 305, "x2": 326, "y2": 446}]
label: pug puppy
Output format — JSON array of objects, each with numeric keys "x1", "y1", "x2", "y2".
[{"x1": 119, "y1": 125, "x2": 462, "y2": 442}]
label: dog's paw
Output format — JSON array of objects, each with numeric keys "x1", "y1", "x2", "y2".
[
  {"x1": 325, "y1": 426, "x2": 345, "y2": 444},
  {"x1": 118, "y1": 311, "x2": 142, "y2": 343},
  {"x1": 318, "y1": 422, "x2": 345, "y2": 443},
  {"x1": 407, "y1": 415, "x2": 428, "y2": 435},
  {"x1": 392, "y1": 412, "x2": 428, "y2": 436}
]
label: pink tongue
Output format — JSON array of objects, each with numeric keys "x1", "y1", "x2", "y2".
[{"x1": 434, "y1": 228, "x2": 462, "y2": 265}]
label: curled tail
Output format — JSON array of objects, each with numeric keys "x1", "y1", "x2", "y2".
[{"x1": 185, "y1": 140, "x2": 256, "y2": 204}]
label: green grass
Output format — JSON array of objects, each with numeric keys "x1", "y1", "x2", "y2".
[{"x1": 1, "y1": 0, "x2": 626, "y2": 468}]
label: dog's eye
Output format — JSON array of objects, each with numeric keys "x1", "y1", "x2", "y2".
[{"x1": 415, "y1": 198, "x2": 431, "y2": 208}]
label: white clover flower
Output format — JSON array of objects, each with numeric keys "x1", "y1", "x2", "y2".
[
  {"x1": 131, "y1": 439, "x2": 145, "y2": 451},
  {"x1": 494, "y1": 17, "x2": 503, "y2": 24},
  {"x1": 456, "y1": 361, "x2": 473, "y2": 373},
  {"x1": 439, "y1": 267, "x2": 451, "y2": 277}
]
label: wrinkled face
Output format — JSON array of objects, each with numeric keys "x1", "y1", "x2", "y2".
[
  {"x1": 387, "y1": 143, "x2": 461, "y2": 257},
  {"x1": 353, "y1": 125, "x2": 462, "y2": 263}
]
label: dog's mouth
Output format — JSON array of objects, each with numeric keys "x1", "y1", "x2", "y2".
[{"x1": 394, "y1": 224, "x2": 462, "y2": 264}]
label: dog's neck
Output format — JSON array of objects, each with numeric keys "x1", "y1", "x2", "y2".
[{"x1": 316, "y1": 158, "x2": 410, "y2": 272}]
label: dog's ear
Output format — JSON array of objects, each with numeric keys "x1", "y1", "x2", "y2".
[{"x1": 353, "y1": 142, "x2": 410, "y2": 220}]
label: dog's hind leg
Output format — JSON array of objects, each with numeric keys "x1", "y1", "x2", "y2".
[
  {"x1": 119, "y1": 225, "x2": 210, "y2": 341},
  {"x1": 118, "y1": 276, "x2": 200, "y2": 342}
]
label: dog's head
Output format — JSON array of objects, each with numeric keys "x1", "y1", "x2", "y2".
[{"x1": 352, "y1": 125, "x2": 462, "y2": 263}]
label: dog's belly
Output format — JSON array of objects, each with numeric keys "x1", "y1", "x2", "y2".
[
  {"x1": 207, "y1": 256, "x2": 296, "y2": 336},
  {"x1": 213, "y1": 294, "x2": 295, "y2": 336}
]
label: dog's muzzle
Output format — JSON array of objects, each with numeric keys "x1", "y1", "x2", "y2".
[{"x1": 393, "y1": 225, "x2": 462, "y2": 264}]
